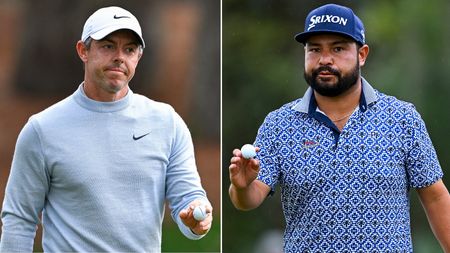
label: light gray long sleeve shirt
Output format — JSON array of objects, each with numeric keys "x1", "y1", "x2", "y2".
[{"x1": 0, "y1": 84, "x2": 209, "y2": 252}]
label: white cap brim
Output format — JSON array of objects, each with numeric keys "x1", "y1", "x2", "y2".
[{"x1": 88, "y1": 24, "x2": 145, "y2": 48}]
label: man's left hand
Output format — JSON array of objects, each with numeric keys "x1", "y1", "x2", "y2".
[{"x1": 179, "y1": 199, "x2": 213, "y2": 235}]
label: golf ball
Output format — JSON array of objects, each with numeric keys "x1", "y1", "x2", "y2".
[
  {"x1": 193, "y1": 206, "x2": 207, "y2": 221},
  {"x1": 241, "y1": 144, "x2": 256, "y2": 159}
]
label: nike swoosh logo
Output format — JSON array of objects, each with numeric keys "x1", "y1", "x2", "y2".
[
  {"x1": 114, "y1": 15, "x2": 130, "y2": 19},
  {"x1": 133, "y1": 132, "x2": 150, "y2": 140}
]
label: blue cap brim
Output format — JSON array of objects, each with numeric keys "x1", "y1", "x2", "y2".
[{"x1": 294, "y1": 30, "x2": 363, "y2": 45}]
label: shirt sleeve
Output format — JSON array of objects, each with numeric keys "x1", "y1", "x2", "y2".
[
  {"x1": 405, "y1": 105, "x2": 443, "y2": 188},
  {"x1": 165, "y1": 110, "x2": 210, "y2": 240},
  {"x1": 255, "y1": 112, "x2": 280, "y2": 193},
  {"x1": 1, "y1": 118, "x2": 49, "y2": 252}
]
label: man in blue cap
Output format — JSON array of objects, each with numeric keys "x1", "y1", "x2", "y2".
[{"x1": 228, "y1": 3, "x2": 450, "y2": 252}]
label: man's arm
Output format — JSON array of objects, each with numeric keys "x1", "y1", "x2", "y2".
[
  {"x1": 229, "y1": 179, "x2": 271, "y2": 211},
  {"x1": 166, "y1": 111, "x2": 211, "y2": 239},
  {"x1": 1, "y1": 119, "x2": 48, "y2": 252},
  {"x1": 228, "y1": 148, "x2": 271, "y2": 211},
  {"x1": 417, "y1": 179, "x2": 450, "y2": 252}
]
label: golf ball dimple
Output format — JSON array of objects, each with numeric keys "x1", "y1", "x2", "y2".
[
  {"x1": 241, "y1": 144, "x2": 256, "y2": 159},
  {"x1": 193, "y1": 206, "x2": 207, "y2": 221}
]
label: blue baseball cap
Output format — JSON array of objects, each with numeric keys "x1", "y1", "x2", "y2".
[{"x1": 294, "y1": 4, "x2": 365, "y2": 45}]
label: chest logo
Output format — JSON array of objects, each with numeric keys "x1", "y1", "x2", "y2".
[
  {"x1": 302, "y1": 139, "x2": 319, "y2": 148},
  {"x1": 133, "y1": 132, "x2": 150, "y2": 141}
]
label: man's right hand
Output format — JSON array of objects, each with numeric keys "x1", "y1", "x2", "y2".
[
  {"x1": 229, "y1": 147, "x2": 260, "y2": 189},
  {"x1": 228, "y1": 146, "x2": 270, "y2": 211}
]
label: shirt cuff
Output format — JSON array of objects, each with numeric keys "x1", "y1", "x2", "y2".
[{"x1": 175, "y1": 214, "x2": 207, "y2": 240}]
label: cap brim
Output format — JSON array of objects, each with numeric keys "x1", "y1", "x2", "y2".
[
  {"x1": 90, "y1": 25, "x2": 145, "y2": 48},
  {"x1": 294, "y1": 30, "x2": 361, "y2": 45}
]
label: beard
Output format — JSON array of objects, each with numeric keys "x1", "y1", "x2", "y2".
[{"x1": 304, "y1": 60, "x2": 360, "y2": 97}]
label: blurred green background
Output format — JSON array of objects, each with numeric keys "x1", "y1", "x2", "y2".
[
  {"x1": 223, "y1": 0, "x2": 450, "y2": 252},
  {"x1": 161, "y1": 221, "x2": 220, "y2": 252}
]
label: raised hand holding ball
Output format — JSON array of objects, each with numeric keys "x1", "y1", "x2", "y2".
[{"x1": 241, "y1": 144, "x2": 257, "y2": 159}]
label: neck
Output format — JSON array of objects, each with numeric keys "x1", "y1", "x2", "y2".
[
  {"x1": 83, "y1": 81, "x2": 129, "y2": 102},
  {"x1": 314, "y1": 78, "x2": 362, "y2": 117}
]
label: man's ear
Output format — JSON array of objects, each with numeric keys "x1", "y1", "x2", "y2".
[
  {"x1": 76, "y1": 40, "x2": 88, "y2": 63},
  {"x1": 358, "y1": 44, "x2": 369, "y2": 67}
]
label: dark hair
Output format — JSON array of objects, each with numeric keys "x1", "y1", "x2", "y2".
[{"x1": 83, "y1": 37, "x2": 93, "y2": 50}]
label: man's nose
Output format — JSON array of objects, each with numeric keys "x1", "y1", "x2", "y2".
[
  {"x1": 113, "y1": 49, "x2": 125, "y2": 63},
  {"x1": 318, "y1": 51, "x2": 333, "y2": 65}
]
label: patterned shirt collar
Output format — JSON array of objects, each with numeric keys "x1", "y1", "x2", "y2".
[{"x1": 291, "y1": 77, "x2": 378, "y2": 113}]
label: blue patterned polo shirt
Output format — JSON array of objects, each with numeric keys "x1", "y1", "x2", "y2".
[{"x1": 255, "y1": 78, "x2": 443, "y2": 253}]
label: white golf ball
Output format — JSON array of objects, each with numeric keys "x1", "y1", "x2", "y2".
[
  {"x1": 241, "y1": 144, "x2": 256, "y2": 159},
  {"x1": 193, "y1": 206, "x2": 207, "y2": 221}
]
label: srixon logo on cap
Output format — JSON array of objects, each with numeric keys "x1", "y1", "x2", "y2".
[{"x1": 308, "y1": 15, "x2": 348, "y2": 31}]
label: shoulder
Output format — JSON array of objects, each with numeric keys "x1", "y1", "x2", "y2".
[
  {"x1": 29, "y1": 95, "x2": 75, "y2": 126},
  {"x1": 375, "y1": 90, "x2": 411, "y2": 106},
  {"x1": 257, "y1": 98, "x2": 304, "y2": 135},
  {"x1": 262, "y1": 98, "x2": 304, "y2": 127},
  {"x1": 131, "y1": 93, "x2": 187, "y2": 129},
  {"x1": 132, "y1": 93, "x2": 175, "y2": 112},
  {"x1": 372, "y1": 90, "x2": 426, "y2": 131},
  {"x1": 131, "y1": 93, "x2": 177, "y2": 116},
  {"x1": 373, "y1": 90, "x2": 419, "y2": 116},
  {"x1": 264, "y1": 98, "x2": 303, "y2": 122}
]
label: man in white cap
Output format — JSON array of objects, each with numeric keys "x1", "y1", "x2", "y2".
[{"x1": 0, "y1": 6, "x2": 212, "y2": 252}]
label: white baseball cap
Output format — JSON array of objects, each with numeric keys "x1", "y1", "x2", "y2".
[{"x1": 81, "y1": 6, "x2": 145, "y2": 48}]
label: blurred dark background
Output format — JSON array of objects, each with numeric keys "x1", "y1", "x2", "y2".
[
  {"x1": 223, "y1": 0, "x2": 450, "y2": 252},
  {"x1": 0, "y1": 0, "x2": 220, "y2": 252}
]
